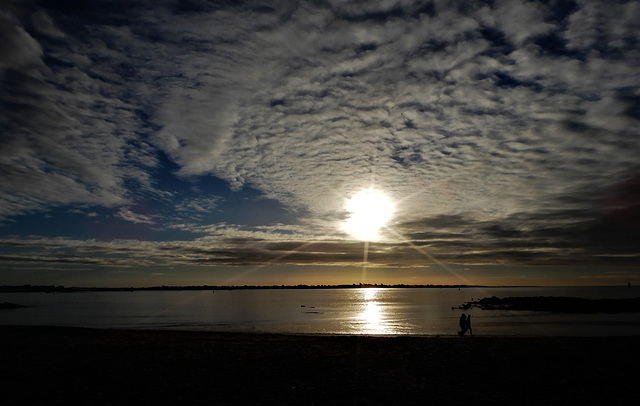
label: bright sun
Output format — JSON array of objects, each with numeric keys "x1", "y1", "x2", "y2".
[{"x1": 343, "y1": 189, "x2": 394, "y2": 241}]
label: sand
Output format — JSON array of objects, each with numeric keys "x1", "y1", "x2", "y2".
[{"x1": 1, "y1": 326, "x2": 638, "y2": 405}]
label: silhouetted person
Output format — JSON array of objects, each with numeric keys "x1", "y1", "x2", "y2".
[
  {"x1": 458, "y1": 313, "x2": 467, "y2": 336},
  {"x1": 466, "y1": 314, "x2": 472, "y2": 336}
]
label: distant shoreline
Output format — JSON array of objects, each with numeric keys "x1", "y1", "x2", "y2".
[
  {"x1": 0, "y1": 283, "x2": 492, "y2": 293},
  {"x1": 1, "y1": 284, "x2": 635, "y2": 293}
]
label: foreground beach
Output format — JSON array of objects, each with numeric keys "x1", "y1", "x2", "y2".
[{"x1": 2, "y1": 326, "x2": 638, "y2": 405}]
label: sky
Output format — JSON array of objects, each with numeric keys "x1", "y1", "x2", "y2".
[{"x1": 1, "y1": 0, "x2": 639, "y2": 287}]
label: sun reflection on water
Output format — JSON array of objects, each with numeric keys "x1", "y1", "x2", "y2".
[{"x1": 356, "y1": 288, "x2": 398, "y2": 335}]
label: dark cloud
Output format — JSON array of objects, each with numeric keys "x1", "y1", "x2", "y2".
[{"x1": 0, "y1": 1, "x2": 160, "y2": 219}]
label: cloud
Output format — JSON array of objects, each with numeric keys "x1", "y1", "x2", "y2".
[
  {"x1": 564, "y1": 0, "x2": 640, "y2": 52},
  {"x1": 0, "y1": 3, "x2": 159, "y2": 220},
  {"x1": 158, "y1": 0, "x2": 637, "y2": 229},
  {"x1": 3, "y1": 194, "x2": 638, "y2": 270},
  {"x1": 0, "y1": 1, "x2": 638, "y2": 273},
  {"x1": 174, "y1": 197, "x2": 223, "y2": 222},
  {"x1": 116, "y1": 208, "x2": 156, "y2": 225},
  {"x1": 478, "y1": 0, "x2": 556, "y2": 46},
  {"x1": 0, "y1": 7, "x2": 43, "y2": 71}
]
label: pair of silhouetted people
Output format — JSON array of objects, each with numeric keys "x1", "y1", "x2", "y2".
[{"x1": 458, "y1": 313, "x2": 472, "y2": 336}]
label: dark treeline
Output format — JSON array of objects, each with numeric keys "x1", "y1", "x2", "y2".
[{"x1": 0, "y1": 284, "x2": 485, "y2": 293}]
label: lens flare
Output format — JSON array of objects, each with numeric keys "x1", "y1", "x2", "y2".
[{"x1": 343, "y1": 189, "x2": 394, "y2": 241}]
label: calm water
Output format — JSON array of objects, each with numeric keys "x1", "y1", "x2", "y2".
[{"x1": 2, "y1": 287, "x2": 639, "y2": 336}]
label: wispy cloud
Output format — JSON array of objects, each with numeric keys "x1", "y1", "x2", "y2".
[{"x1": 116, "y1": 208, "x2": 156, "y2": 225}]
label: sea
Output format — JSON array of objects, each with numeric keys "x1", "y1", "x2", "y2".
[{"x1": 2, "y1": 286, "x2": 639, "y2": 336}]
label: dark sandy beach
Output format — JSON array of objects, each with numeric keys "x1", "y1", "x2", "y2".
[{"x1": 1, "y1": 326, "x2": 638, "y2": 405}]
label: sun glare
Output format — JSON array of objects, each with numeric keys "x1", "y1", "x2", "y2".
[{"x1": 343, "y1": 189, "x2": 394, "y2": 241}]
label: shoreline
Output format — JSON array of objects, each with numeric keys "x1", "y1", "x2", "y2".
[
  {"x1": 0, "y1": 283, "x2": 488, "y2": 293},
  {"x1": 2, "y1": 325, "x2": 638, "y2": 405},
  {"x1": 5, "y1": 284, "x2": 635, "y2": 293}
]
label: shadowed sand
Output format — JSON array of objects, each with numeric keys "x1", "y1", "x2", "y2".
[{"x1": 2, "y1": 326, "x2": 638, "y2": 405}]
